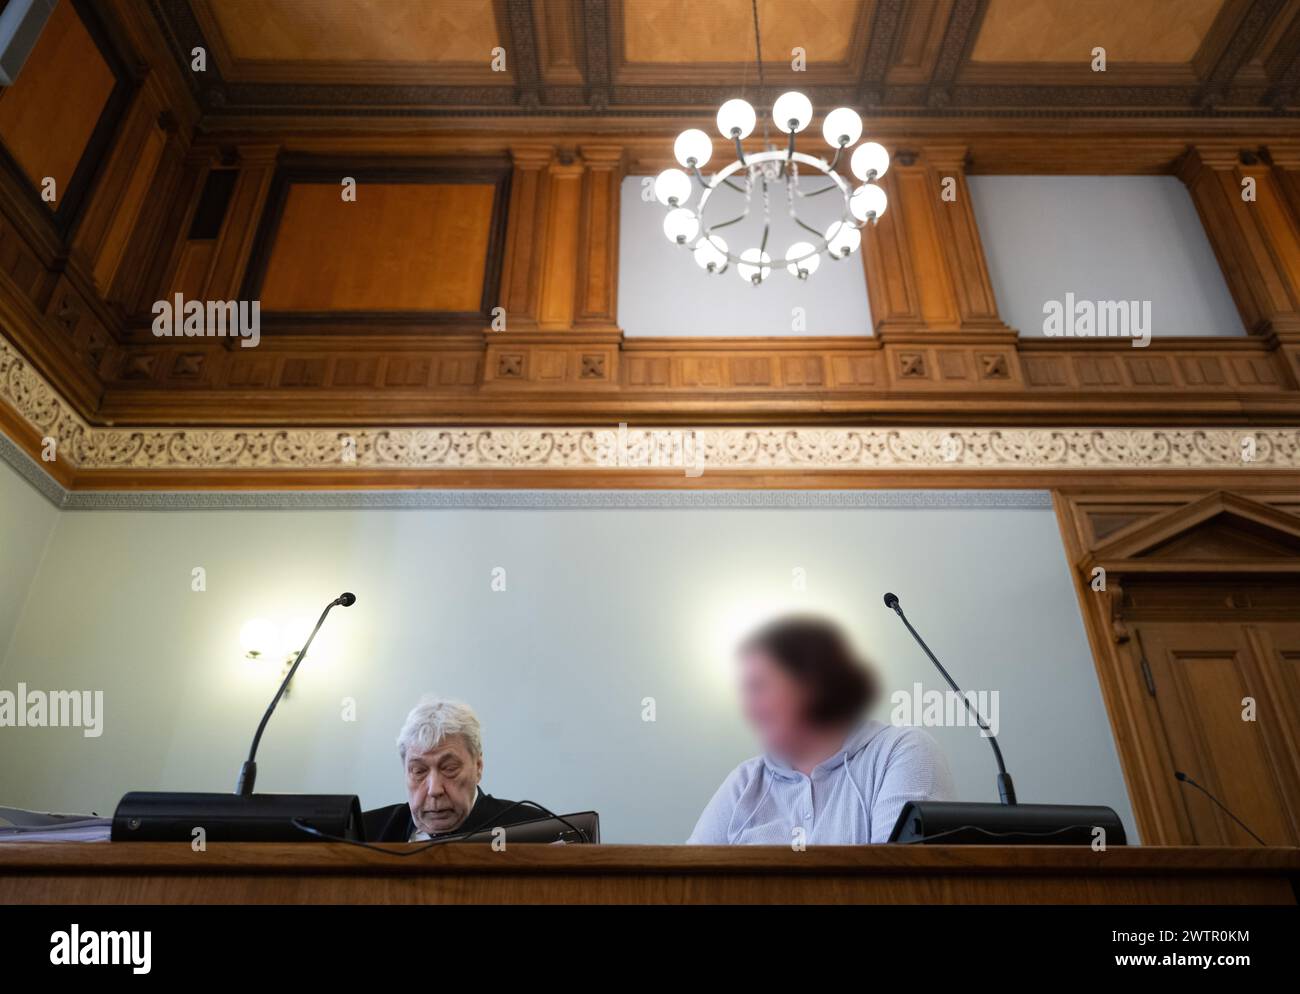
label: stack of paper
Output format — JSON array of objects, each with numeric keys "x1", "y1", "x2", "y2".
[{"x1": 0, "y1": 805, "x2": 111, "y2": 842}]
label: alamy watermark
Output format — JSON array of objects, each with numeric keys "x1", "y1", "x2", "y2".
[
  {"x1": 50, "y1": 925, "x2": 150, "y2": 974},
  {"x1": 889, "y1": 681, "x2": 999, "y2": 737},
  {"x1": 152, "y1": 294, "x2": 261, "y2": 348},
  {"x1": 1043, "y1": 292, "x2": 1151, "y2": 348},
  {"x1": 0, "y1": 683, "x2": 103, "y2": 737},
  {"x1": 616, "y1": 422, "x2": 705, "y2": 478}
]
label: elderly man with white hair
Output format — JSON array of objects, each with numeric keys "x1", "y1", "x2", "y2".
[{"x1": 363, "y1": 697, "x2": 537, "y2": 842}]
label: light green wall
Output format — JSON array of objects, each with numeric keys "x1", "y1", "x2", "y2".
[
  {"x1": 0, "y1": 457, "x2": 58, "y2": 659},
  {"x1": 0, "y1": 489, "x2": 1137, "y2": 842}
]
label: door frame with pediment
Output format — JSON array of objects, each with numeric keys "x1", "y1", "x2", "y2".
[{"x1": 1055, "y1": 489, "x2": 1300, "y2": 844}]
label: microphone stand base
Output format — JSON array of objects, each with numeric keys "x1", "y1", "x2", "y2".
[
  {"x1": 888, "y1": 801, "x2": 1127, "y2": 846},
  {"x1": 111, "y1": 792, "x2": 364, "y2": 842}
]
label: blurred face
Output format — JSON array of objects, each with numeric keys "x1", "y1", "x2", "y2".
[
  {"x1": 405, "y1": 735, "x2": 483, "y2": 835},
  {"x1": 738, "y1": 647, "x2": 812, "y2": 758}
]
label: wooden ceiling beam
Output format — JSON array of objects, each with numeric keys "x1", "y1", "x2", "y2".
[
  {"x1": 580, "y1": 0, "x2": 612, "y2": 111},
  {"x1": 502, "y1": 0, "x2": 543, "y2": 109},
  {"x1": 136, "y1": 0, "x2": 1300, "y2": 122},
  {"x1": 858, "y1": 0, "x2": 907, "y2": 109},
  {"x1": 926, "y1": 0, "x2": 988, "y2": 110},
  {"x1": 178, "y1": 126, "x2": 1299, "y2": 179},
  {"x1": 1262, "y1": 3, "x2": 1300, "y2": 108},
  {"x1": 1196, "y1": 0, "x2": 1292, "y2": 108}
]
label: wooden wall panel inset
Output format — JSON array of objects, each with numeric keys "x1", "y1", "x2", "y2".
[
  {"x1": 536, "y1": 161, "x2": 584, "y2": 329},
  {"x1": 170, "y1": 241, "x2": 217, "y2": 303},
  {"x1": 862, "y1": 180, "x2": 923, "y2": 331},
  {"x1": 1138, "y1": 623, "x2": 1300, "y2": 846},
  {"x1": 895, "y1": 166, "x2": 960, "y2": 326},
  {"x1": 140, "y1": 152, "x2": 212, "y2": 313},
  {"x1": 573, "y1": 145, "x2": 624, "y2": 330},
  {"x1": 0, "y1": 0, "x2": 114, "y2": 205},
  {"x1": 497, "y1": 146, "x2": 554, "y2": 328},
  {"x1": 1268, "y1": 144, "x2": 1300, "y2": 235},
  {"x1": 258, "y1": 182, "x2": 496, "y2": 312},
  {"x1": 112, "y1": 121, "x2": 189, "y2": 315},
  {"x1": 73, "y1": 70, "x2": 187, "y2": 305},
  {"x1": 204, "y1": 146, "x2": 280, "y2": 301},
  {"x1": 89, "y1": 123, "x2": 165, "y2": 294},
  {"x1": 496, "y1": 145, "x2": 624, "y2": 333},
  {"x1": 926, "y1": 146, "x2": 1004, "y2": 326},
  {"x1": 1180, "y1": 145, "x2": 1300, "y2": 336},
  {"x1": 863, "y1": 146, "x2": 1012, "y2": 336}
]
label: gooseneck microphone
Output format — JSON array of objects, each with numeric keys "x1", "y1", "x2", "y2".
[
  {"x1": 884, "y1": 592, "x2": 1016, "y2": 805},
  {"x1": 878, "y1": 589, "x2": 1127, "y2": 845},
  {"x1": 111, "y1": 591, "x2": 365, "y2": 842},
  {"x1": 1174, "y1": 771, "x2": 1266, "y2": 845},
  {"x1": 235, "y1": 592, "x2": 356, "y2": 796}
]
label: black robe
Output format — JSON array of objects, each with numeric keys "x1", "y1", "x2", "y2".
[{"x1": 363, "y1": 789, "x2": 539, "y2": 842}]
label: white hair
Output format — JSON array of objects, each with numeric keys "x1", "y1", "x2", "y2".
[{"x1": 396, "y1": 696, "x2": 482, "y2": 763}]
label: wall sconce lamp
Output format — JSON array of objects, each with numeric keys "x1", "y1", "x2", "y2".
[{"x1": 239, "y1": 618, "x2": 302, "y2": 697}]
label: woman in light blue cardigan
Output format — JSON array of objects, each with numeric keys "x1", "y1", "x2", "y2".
[{"x1": 689, "y1": 615, "x2": 955, "y2": 845}]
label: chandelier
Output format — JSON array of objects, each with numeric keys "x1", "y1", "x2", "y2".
[
  {"x1": 653, "y1": 5, "x2": 889, "y2": 286},
  {"x1": 655, "y1": 98, "x2": 889, "y2": 286}
]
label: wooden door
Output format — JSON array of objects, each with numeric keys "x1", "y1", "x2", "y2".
[
  {"x1": 1056, "y1": 490, "x2": 1300, "y2": 844},
  {"x1": 1135, "y1": 620, "x2": 1300, "y2": 846}
]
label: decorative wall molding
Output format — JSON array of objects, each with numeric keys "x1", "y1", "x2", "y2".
[
  {"x1": 92, "y1": 329, "x2": 1300, "y2": 421},
  {"x1": 4, "y1": 335, "x2": 1300, "y2": 484},
  {"x1": 52, "y1": 489, "x2": 1054, "y2": 512},
  {"x1": 0, "y1": 431, "x2": 1055, "y2": 511},
  {"x1": 0, "y1": 431, "x2": 65, "y2": 506},
  {"x1": 57, "y1": 426, "x2": 1296, "y2": 472}
]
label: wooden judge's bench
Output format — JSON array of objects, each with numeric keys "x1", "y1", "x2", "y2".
[{"x1": 0, "y1": 844, "x2": 1296, "y2": 904}]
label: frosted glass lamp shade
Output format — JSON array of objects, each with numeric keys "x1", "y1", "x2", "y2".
[
  {"x1": 674, "y1": 129, "x2": 713, "y2": 168},
  {"x1": 822, "y1": 107, "x2": 863, "y2": 148},
  {"x1": 850, "y1": 183, "x2": 888, "y2": 222},
  {"x1": 825, "y1": 220, "x2": 862, "y2": 257},
  {"x1": 784, "y1": 241, "x2": 820, "y2": 278},
  {"x1": 850, "y1": 141, "x2": 889, "y2": 181},
  {"x1": 716, "y1": 98, "x2": 757, "y2": 139},
  {"x1": 663, "y1": 208, "x2": 700, "y2": 243},
  {"x1": 693, "y1": 235, "x2": 728, "y2": 271},
  {"x1": 772, "y1": 91, "x2": 813, "y2": 133},
  {"x1": 738, "y1": 248, "x2": 772, "y2": 284},
  {"x1": 654, "y1": 168, "x2": 693, "y2": 207}
]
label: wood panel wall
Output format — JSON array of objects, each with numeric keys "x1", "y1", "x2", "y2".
[
  {"x1": 0, "y1": 0, "x2": 116, "y2": 203},
  {"x1": 0, "y1": 0, "x2": 196, "y2": 417},
  {"x1": 256, "y1": 182, "x2": 499, "y2": 313},
  {"x1": 1, "y1": 0, "x2": 1298, "y2": 866},
  {"x1": 0, "y1": 2, "x2": 1299, "y2": 436},
  {"x1": 78, "y1": 132, "x2": 1300, "y2": 426}
]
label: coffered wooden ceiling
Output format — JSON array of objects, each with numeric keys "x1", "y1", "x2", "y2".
[
  {"x1": 145, "y1": 0, "x2": 1300, "y2": 122},
  {"x1": 191, "y1": 0, "x2": 507, "y2": 84}
]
